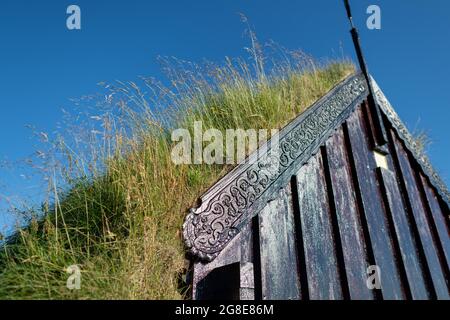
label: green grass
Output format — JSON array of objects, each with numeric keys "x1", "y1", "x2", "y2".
[{"x1": 0, "y1": 48, "x2": 354, "y2": 299}]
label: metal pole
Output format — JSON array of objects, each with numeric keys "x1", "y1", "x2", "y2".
[{"x1": 343, "y1": 0, "x2": 388, "y2": 149}]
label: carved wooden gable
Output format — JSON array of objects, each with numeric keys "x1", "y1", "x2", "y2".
[{"x1": 183, "y1": 72, "x2": 450, "y2": 300}]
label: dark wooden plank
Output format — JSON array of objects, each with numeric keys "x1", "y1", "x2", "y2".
[
  {"x1": 251, "y1": 216, "x2": 263, "y2": 300},
  {"x1": 193, "y1": 241, "x2": 241, "y2": 300},
  {"x1": 378, "y1": 168, "x2": 430, "y2": 299},
  {"x1": 239, "y1": 262, "x2": 255, "y2": 300},
  {"x1": 196, "y1": 263, "x2": 241, "y2": 300},
  {"x1": 346, "y1": 108, "x2": 405, "y2": 300},
  {"x1": 240, "y1": 221, "x2": 254, "y2": 264},
  {"x1": 391, "y1": 131, "x2": 449, "y2": 299},
  {"x1": 193, "y1": 220, "x2": 254, "y2": 300},
  {"x1": 325, "y1": 128, "x2": 373, "y2": 300},
  {"x1": 258, "y1": 186, "x2": 301, "y2": 300},
  {"x1": 239, "y1": 222, "x2": 255, "y2": 300},
  {"x1": 195, "y1": 261, "x2": 255, "y2": 300},
  {"x1": 420, "y1": 173, "x2": 450, "y2": 274},
  {"x1": 295, "y1": 151, "x2": 343, "y2": 300}
]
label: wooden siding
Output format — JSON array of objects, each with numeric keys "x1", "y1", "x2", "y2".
[
  {"x1": 188, "y1": 75, "x2": 450, "y2": 300},
  {"x1": 190, "y1": 100, "x2": 450, "y2": 300}
]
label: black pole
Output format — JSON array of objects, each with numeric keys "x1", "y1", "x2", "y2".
[{"x1": 343, "y1": 0, "x2": 388, "y2": 149}]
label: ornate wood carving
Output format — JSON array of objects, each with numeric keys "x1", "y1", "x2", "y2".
[
  {"x1": 372, "y1": 78, "x2": 450, "y2": 208},
  {"x1": 183, "y1": 72, "x2": 450, "y2": 262},
  {"x1": 183, "y1": 73, "x2": 368, "y2": 261}
]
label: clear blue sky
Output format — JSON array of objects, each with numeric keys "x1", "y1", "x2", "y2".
[{"x1": 1, "y1": 0, "x2": 449, "y2": 234}]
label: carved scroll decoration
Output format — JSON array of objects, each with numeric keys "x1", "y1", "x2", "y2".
[
  {"x1": 183, "y1": 73, "x2": 368, "y2": 261},
  {"x1": 372, "y1": 78, "x2": 450, "y2": 207}
]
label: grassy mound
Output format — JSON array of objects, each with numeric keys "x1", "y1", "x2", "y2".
[{"x1": 0, "y1": 48, "x2": 354, "y2": 299}]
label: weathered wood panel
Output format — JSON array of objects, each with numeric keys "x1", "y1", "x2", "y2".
[
  {"x1": 325, "y1": 128, "x2": 373, "y2": 300},
  {"x1": 188, "y1": 76, "x2": 450, "y2": 300},
  {"x1": 195, "y1": 261, "x2": 255, "y2": 300},
  {"x1": 420, "y1": 173, "x2": 450, "y2": 269},
  {"x1": 377, "y1": 168, "x2": 429, "y2": 299},
  {"x1": 390, "y1": 131, "x2": 449, "y2": 299},
  {"x1": 192, "y1": 219, "x2": 254, "y2": 300},
  {"x1": 239, "y1": 222, "x2": 256, "y2": 300},
  {"x1": 192, "y1": 235, "x2": 240, "y2": 299},
  {"x1": 240, "y1": 221, "x2": 254, "y2": 265},
  {"x1": 345, "y1": 108, "x2": 405, "y2": 299},
  {"x1": 239, "y1": 262, "x2": 255, "y2": 300},
  {"x1": 258, "y1": 187, "x2": 301, "y2": 300},
  {"x1": 295, "y1": 152, "x2": 343, "y2": 300},
  {"x1": 195, "y1": 263, "x2": 241, "y2": 300}
]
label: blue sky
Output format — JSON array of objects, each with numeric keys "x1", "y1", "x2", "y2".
[{"x1": 0, "y1": 0, "x2": 449, "y2": 234}]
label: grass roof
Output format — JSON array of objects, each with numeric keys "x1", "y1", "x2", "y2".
[{"x1": 0, "y1": 46, "x2": 354, "y2": 299}]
